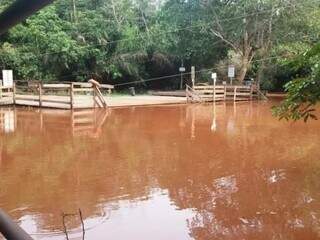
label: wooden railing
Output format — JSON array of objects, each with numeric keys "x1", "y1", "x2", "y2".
[
  {"x1": 0, "y1": 86, "x2": 14, "y2": 105},
  {"x1": 186, "y1": 84, "x2": 203, "y2": 103},
  {"x1": 188, "y1": 84, "x2": 257, "y2": 103},
  {"x1": 226, "y1": 85, "x2": 252, "y2": 101},
  {"x1": 193, "y1": 85, "x2": 226, "y2": 102},
  {"x1": 12, "y1": 80, "x2": 113, "y2": 109}
]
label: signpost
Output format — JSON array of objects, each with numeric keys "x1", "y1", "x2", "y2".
[
  {"x1": 228, "y1": 65, "x2": 235, "y2": 85},
  {"x1": 191, "y1": 66, "x2": 195, "y2": 88},
  {"x1": 2, "y1": 70, "x2": 13, "y2": 88},
  {"x1": 179, "y1": 66, "x2": 186, "y2": 89}
]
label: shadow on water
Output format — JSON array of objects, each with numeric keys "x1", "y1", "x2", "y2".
[{"x1": 0, "y1": 102, "x2": 320, "y2": 239}]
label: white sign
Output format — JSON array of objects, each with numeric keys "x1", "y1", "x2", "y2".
[
  {"x1": 211, "y1": 73, "x2": 217, "y2": 79},
  {"x1": 2, "y1": 70, "x2": 13, "y2": 87},
  {"x1": 228, "y1": 66, "x2": 235, "y2": 78},
  {"x1": 179, "y1": 67, "x2": 186, "y2": 72}
]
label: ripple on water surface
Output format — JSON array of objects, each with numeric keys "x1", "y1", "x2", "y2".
[{"x1": 0, "y1": 102, "x2": 320, "y2": 239}]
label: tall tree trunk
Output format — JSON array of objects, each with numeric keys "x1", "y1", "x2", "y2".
[
  {"x1": 71, "y1": 0, "x2": 77, "y2": 23},
  {"x1": 238, "y1": 60, "x2": 249, "y2": 82},
  {"x1": 237, "y1": 48, "x2": 254, "y2": 83}
]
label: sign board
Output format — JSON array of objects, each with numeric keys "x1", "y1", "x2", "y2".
[
  {"x1": 2, "y1": 70, "x2": 13, "y2": 87},
  {"x1": 179, "y1": 67, "x2": 186, "y2": 72},
  {"x1": 211, "y1": 73, "x2": 217, "y2": 79},
  {"x1": 228, "y1": 66, "x2": 235, "y2": 78}
]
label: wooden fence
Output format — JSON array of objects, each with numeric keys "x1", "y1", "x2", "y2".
[
  {"x1": 0, "y1": 86, "x2": 14, "y2": 105},
  {"x1": 3, "y1": 81, "x2": 114, "y2": 109},
  {"x1": 186, "y1": 84, "x2": 256, "y2": 103}
]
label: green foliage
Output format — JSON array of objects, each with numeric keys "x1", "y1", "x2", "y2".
[
  {"x1": 273, "y1": 43, "x2": 320, "y2": 121},
  {"x1": 0, "y1": 0, "x2": 319, "y2": 96}
]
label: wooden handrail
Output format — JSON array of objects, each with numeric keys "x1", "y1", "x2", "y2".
[
  {"x1": 1, "y1": 80, "x2": 112, "y2": 109},
  {"x1": 257, "y1": 89, "x2": 268, "y2": 100},
  {"x1": 93, "y1": 85, "x2": 107, "y2": 108},
  {"x1": 186, "y1": 84, "x2": 203, "y2": 103}
]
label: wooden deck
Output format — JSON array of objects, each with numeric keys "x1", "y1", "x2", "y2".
[
  {"x1": 0, "y1": 81, "x2": 188, "y2": 109},
  {"x1": 0, "y1": 81, "x2": 265, "y2": 110},
  {"x1": 149, "y1": 90, "x2": 186, "y2": 97},
  {"x1": 13, "y1": 95, "x2": 186, "y2": 108}
]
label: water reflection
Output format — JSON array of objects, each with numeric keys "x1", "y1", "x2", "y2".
[
  {"x1": 0, "y1": 108, "x2": 16, "y2": 133},
  {"x1": 0, "y1": 108, "x2": 109, "y2": 138},
  {"x1": 1, "y1": 102, "x2": 320, "y2": 239}
]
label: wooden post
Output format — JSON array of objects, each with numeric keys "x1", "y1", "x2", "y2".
[
  {"x1": 93, "y1": 86, "x2": 96, "y2": 108},
  {"x1": 38, "y1": 82, "x2": 42, "y2": 107},
  {"x1": 212, "y1": 73, "x2": 217, "y2": 102},
  {"x1": 70, "y1": 82, "x2": 74, "y2": 109},
  {"x1": 191, "y1": 66, "x2": 195, "y2": 89},
  {"x1": 234, "y1": 86, "x2": 237, "y2": 102},
  {"x1": 213, "y1": 81, "x2": 216, "y2": 102},
  {"x1": 186, "y1": 85, "x2": 188, "y2": 103},
  {"x1": 224, "y1": 86, "x2": 227, "y2": 101},
  {"x1": 12, "y1": 82, "x2": 16, "y2": 104}
]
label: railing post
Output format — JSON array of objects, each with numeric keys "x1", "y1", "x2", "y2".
[
  {"x1": 186, "y1": 85, "x2": 189, "y2": 103},
  {"x1": 213, "y1": 81, "x2": 216, "y2": 102},
  {"x1": 38, "y1": 81, "x2": 42, "y2": 107},
  {"x1": 93, "y1": 86, "x2": 97, "y2": 108},
  {"x1": 70, "y1": 82, "x2": 74, "y2": 109},
  {"x1": 234, "y1": 86, "x2": 237, "y2": 102},
  {"x1": 12, "y1": 82, "x2": 16, "y2": 105},
  {"x1": 191, "y1": 66, "x2": 195, "y2": 89}
]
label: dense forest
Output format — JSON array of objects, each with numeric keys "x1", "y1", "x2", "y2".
[{"x1": 0, "y1": 0, "x2": 319, "y2": 96}]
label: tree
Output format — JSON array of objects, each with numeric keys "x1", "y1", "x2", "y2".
[
  {"x1": 200, "y1": 0, "x2": 316, "y2": 82},
  {"x1": 273, "y1": 43, "x2": 320, "y2": 121},
  {"x1": 0, "y1": 0, "x2": 319, "y2": 91}
]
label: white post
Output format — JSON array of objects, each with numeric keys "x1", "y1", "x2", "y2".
[
  {"x1": 212, "y1": 73, "x2": 217, "y2": 102},
  {"x1": 191, "y1": 66, "x2": 195, "y2": 89},
  {"x1": 179, "y1": 64, "x2": 186, "y2": 90}
]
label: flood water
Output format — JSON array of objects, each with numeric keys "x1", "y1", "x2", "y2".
[{"x1": 1, "y1": 101, "x2": 320, "y2": 240}]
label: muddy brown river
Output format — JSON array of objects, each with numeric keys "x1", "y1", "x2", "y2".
[{"x1": 0, "y1": 101, "x2": 320, "y2": 240}]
